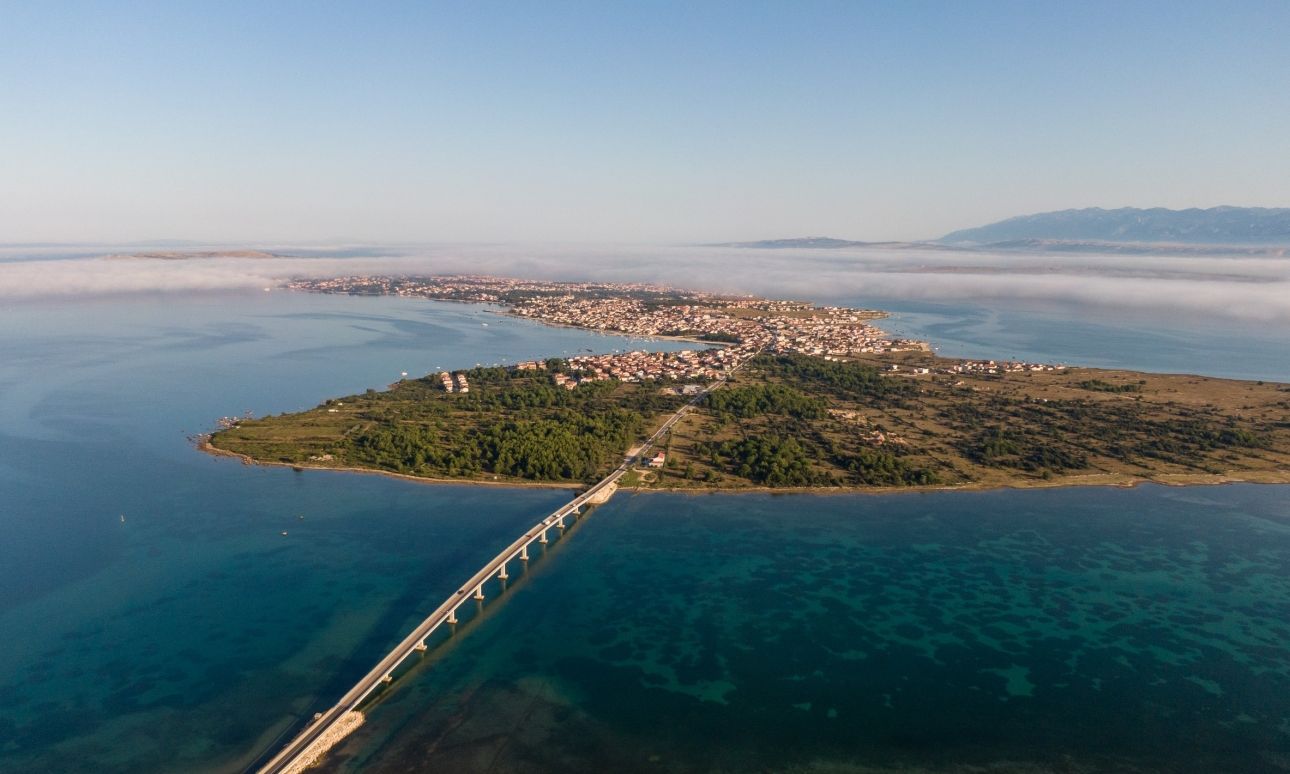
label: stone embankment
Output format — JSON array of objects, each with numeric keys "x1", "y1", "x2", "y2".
[
  {"x1": 278, "y1": 711, "x2": 364, "y2": 774},
  {"x1": 584, "y1": 481, "x2": 618, "y2": 505}
]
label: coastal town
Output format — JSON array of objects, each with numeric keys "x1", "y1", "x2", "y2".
[
  {"x1": 289, "y1": 275, "x2": 1073, "y2": 386},
  {"x1": 214, "y1": 273, "x2": 1290, "y2": 499}
]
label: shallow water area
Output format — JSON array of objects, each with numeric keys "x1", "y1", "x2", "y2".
[{"x1": 328, "y1": 485, "x2": 1290, "y2": 774}]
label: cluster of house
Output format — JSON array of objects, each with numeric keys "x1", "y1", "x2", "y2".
[
  {"x1": 880, "y1": 360, "x2": 1065, "y2": 377},
  {"x1": 472, "y1": 351, "x2": 735, "y2": 390},
  {"x1": 291, "y1": 275, "x2": 932, "y2": 385},
  {"x1": 760, "y1": 310, "x2": 925, "y2": 358},
  {"x1": 505, "y1": 289, "x2": 923, "y2": 362},
  {"x1": 510, "y1": 294, "x2": 765, "y2": 340},
  {"x1": 941, "y1": 359, "x2": 1066, "y2": 375},
  {"x1": 290, "y1": 275, "x2": 685, "y2": 306},
  {"x1": 439, "y1": 371, "x2": 470, "y2": 393},
  {"x1": 560, "y1": 349, "x2": 740, "y2": 385}
]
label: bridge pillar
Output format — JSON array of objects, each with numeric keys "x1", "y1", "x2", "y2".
[
  {"x1": 521, "y1": 544, "x2": 529, "y2": 561},
  {"x1": 382, "y1": 674, "x2": 393, "y2": 684},
  {"x1": 557, "y1": 515, "x2": 566, "y2": 529},
  {"x1": 539, "y1": 530, "x2": 548, "y2": 544},
  {"x1": 448, "y1": 608, "x2": 458, "y2": 625},
  {"x1": 414, "y1": 641, "x2": 427, "y2": 652},
  {"x1": 473, "y1": 584, "x2": 485, "y2": 600},
  {"x1": 498, "y1": 562, "x2": 508, "y2": 580}
]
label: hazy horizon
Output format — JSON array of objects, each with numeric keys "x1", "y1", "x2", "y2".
[{"x1": 4, "y1": 241, "x2": 1289, "y2": 327}]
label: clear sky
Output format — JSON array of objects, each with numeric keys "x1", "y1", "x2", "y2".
[{"x1": 3, "y1": 1, "x2": 1289, "y2": 244}]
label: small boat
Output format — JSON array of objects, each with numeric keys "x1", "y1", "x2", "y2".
[
  {"x1": 120, "y1": 514, "x2": 126, "y2": 524},
  {"x1": 281, "y1": 531, "x2": 289, "y2": 536}
]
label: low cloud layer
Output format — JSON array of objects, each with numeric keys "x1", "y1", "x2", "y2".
[{"x1": 2, "y1": 243, "x2": 1289, "y2": 325}]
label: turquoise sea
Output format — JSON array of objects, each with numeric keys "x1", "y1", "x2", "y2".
[
  {"x1": 1, "y1": 289, "x2": 1288, "y2": 773},
  {"x1": 329, "y1": 486, "x2": 1290, "y2": 774},
  {"x1": 0, "y1": 291, "x2": 689, "y2": 772}
]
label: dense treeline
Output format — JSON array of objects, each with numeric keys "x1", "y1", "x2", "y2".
[
  {"x1": 682, "y1": 355, "x2": 938, "y2": 486},
  {"x1": 351, "y1": 408, "x2": 645, "y2": 481},
  {"x1": 692, "y1": 436, "x2": 828, "y2": 487},
  {"x1": 290, "y1": 369, "x2": 688, "y2": 482},
  {"x1": 1077, "y1": 379, "x2": 1143, "y2": 393},
  {"x1": 831, "y1": 446, "x2": 940, "y2": 486},
  {"x1": 703, "y1": 384, "x2": 826, "y2": 419},
  {"x1": 691, "y1": 434, "x2": 937, "y2": 487},
  {"x1": 754, "y1": 353, "x2": 915, "y2": 404},
  {"x1": 406, "y1": 366, "x2": 685, "y2": 417}
]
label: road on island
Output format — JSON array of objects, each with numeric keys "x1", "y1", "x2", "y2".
[{"x1": 255, "y1": 366, "x2": 741, "y2": 774}]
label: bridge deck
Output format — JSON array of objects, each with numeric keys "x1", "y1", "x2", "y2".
[{"x1": 256, "y1": 372, "x2": 731, "y2": 774}]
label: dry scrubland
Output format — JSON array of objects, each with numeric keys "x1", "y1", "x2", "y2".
[
  {"x1": 208, "y1": 352, "x2": 1290, "y2": 492},
  {"x1": 654, "y1": 352, "x2": 1290, "y2": 491}
]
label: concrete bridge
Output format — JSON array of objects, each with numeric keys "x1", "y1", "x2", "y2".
[{"x1": 255, "y1": 372, "x2": 732, "y2": 773}]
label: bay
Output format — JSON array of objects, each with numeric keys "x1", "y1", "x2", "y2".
[{"x1": 0, "y1": 290, "x2": 690, "y2": 772}]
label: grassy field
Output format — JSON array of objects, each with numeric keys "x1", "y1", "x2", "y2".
[{"x1": 208, "y1": 354, "x2": 1290, "y2": 492}]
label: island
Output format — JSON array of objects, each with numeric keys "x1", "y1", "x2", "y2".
[{"x1": 205, "y1": 275, "x2": 1290, "y2": 492}]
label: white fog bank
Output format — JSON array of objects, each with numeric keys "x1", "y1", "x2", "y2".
[{"x1": 1, "y1": 243, "x2": 1288, "y2": 325}]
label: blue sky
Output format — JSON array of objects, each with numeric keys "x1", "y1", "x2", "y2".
[{"x1": 3, "y1": 1, "x2": 1288, "y2": 243}]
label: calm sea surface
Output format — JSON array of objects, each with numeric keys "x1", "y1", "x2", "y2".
[
  {"x1": 328, "y1": 487, "x2": 1290, "y2": 774},
  {"x1": 1, "y1": 290, "x2": 1288, "y2": 773},
  {"x1": 850, "y1": 296, "x2": 1290, "y2": 382}
]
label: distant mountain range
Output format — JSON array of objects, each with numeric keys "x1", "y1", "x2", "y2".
[
  {"x1": 948, "y1": 238, "x2": 1289, "y2": 257},
  {"x1": 718, "y1": 207, "x2": 1290, "y2": 254},
  {"x1": 939, "y1": 206, "x2": 1290, "y2": 245}
]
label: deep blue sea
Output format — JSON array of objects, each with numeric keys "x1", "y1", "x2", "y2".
[{"x1": 1, "y1": 290, "x2": 1288, "y2": 773}]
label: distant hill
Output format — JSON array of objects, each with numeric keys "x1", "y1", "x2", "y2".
[{"x1": 940, "y1": 207, "x2": 1290, "y2": 245}]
